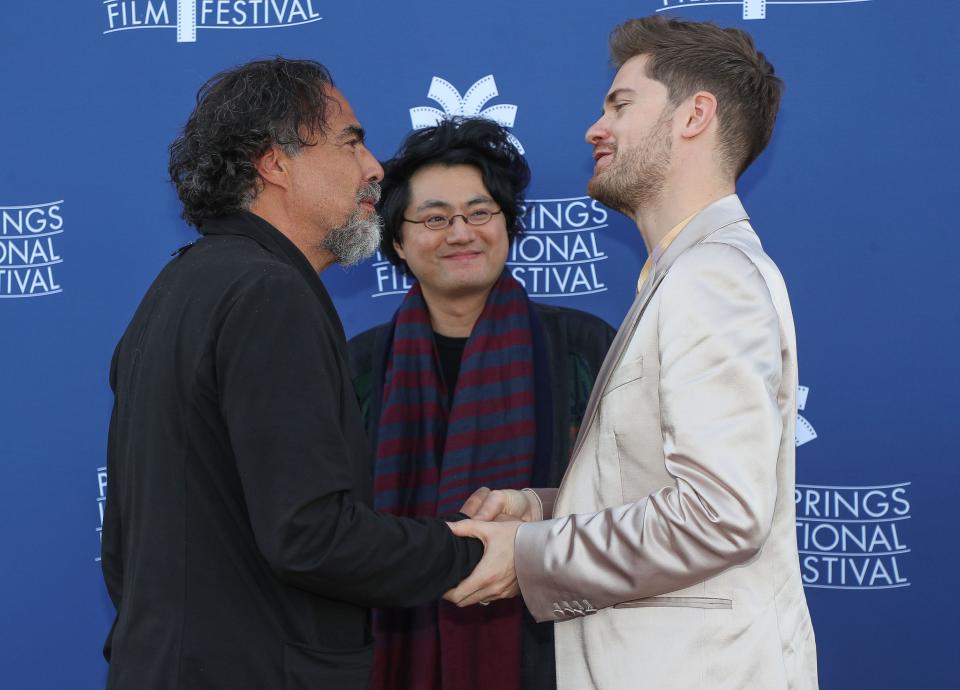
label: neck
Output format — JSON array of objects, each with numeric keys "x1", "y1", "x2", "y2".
[
  {"x1": 633, "y1": 177, "x2": 735, "y2": 254},
  {"x1": 420, "y1": 287, "x2": 491, "y2": 337},
  {"x1": 248, "y1": 201, "x2": 334, "y2": 273}
]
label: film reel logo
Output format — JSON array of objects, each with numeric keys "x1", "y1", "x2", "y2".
[{"x1": 796, "y1": 385, "x2": 817, "y2": 448}]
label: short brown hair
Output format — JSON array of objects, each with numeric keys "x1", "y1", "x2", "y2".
[{"x1": 610, "y1": 16, "x2": 782, "y2": 178}]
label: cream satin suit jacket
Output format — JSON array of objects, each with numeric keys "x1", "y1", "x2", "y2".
[{"x1": 515, "y1": 195, "x2": 818, "y2": 690}]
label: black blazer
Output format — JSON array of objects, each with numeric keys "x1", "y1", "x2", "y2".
[{"x1": 101, "y1": 212, "x2": 481, "y2": 690}]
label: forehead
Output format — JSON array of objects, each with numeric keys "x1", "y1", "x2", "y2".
[
  {"x1": 609, "y1": 55, "x2": 665, "y2": 98},
  {"x1": 407, "y1": 164, "x2": 490, "y2": 202},
  {"x1": 323, "y1": 86, "x2": 359, "y2": 129}
]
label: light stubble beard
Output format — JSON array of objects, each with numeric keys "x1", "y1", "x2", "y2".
[
  {"x1": 321, "y1": 182, "x2": 383, "y2": 267},
  {"x1": 587, "y1": 108, "x2": 673, "y2": 218}
]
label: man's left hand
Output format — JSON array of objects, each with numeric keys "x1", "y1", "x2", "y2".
[{"x1": 443, "y1": 519, "x2": 521, "y2": 607}]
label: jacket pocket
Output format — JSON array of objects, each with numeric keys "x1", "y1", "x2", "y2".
[
  {"x1": 603, "y1": 356, "x2": 644, "y2": 396},
  {"x1": 614, "y1": 596, "x2": 732, "y2": 610},
  {"x1": 283, "y1": 640, "x2": 373, "y2": 690}
]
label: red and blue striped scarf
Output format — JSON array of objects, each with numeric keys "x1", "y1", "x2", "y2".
[{"x1": 372, "y1": 273, "x2": 547, "y2": 690}]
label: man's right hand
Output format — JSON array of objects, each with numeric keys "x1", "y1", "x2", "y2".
[{"x1": 460, "y1": 488, "x2": 541, "y2": 523}]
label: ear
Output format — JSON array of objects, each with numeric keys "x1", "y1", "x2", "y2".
[
  {"x1": 679, "y1": 91, "x2": 718, "y2": 141},
  {"x1": 393, "y1": 237, "x2": 406, "y2": 261},
  {"x1": 254, "y1": 145, "x2": 291, "y2": 190}
]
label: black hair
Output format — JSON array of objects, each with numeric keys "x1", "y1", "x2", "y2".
[
  {"x1": 379, "y1": 117, "x2": 530, "y2": 272},
  {"x1": 168, "y1": 57, "x2": 335, "y2": 227}
]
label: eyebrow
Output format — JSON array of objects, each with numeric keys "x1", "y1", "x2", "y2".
[
  {"x1": 415, "y1": 200, "x2": 453, "y2": 212},
  {"x1": 337, "y1": 125, "x2": 365, "y2": 143},
  {"x1": 414, "y1": 195, "x2": 494, "y2": 212}
]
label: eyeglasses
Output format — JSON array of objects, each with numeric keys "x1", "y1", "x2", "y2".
[{"x1": 403, "y1": 209, "x2": 502, "y2": 231}]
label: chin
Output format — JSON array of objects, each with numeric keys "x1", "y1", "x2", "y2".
[
  {"x1": 443, "y1": 275, "x2": 495, "y2": 293},
  {"x1": 587, "y1": 170, "x2": 610, "y2": 198}
]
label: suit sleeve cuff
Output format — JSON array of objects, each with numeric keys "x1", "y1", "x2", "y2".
[
  {"x1": 515, "y1": 518, "x2": 564, "y2": 622},
  {"x1": 524, "y1": 487, "x2": 558, "y2": 520}
]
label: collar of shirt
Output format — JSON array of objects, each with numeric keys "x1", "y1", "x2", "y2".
[
  {"x1": 636, "y1": 210, "x2": 699, "y2": 294},
  {"x1": 200, "y1": 211, "x2": 346, "y2": 342}
]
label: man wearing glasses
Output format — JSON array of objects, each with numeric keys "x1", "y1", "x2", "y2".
[{"x1": 347, "y1": 117, "x2": 615, "y2": 690}]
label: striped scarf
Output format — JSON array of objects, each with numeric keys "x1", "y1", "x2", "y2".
[{"x1": 372, "y1": 273, "x2": 547, "y2": 690}]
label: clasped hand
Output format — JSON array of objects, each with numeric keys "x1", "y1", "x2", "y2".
[{"x1": 443, "y1": 488, "x2": 540, "y2": 607}]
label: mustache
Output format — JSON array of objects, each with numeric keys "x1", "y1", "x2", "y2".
[{"x1": 357, "y1": 182, "x2": 381, "y2": 205}]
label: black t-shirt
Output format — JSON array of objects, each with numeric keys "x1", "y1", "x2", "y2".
[{"x1": 433, "y1": 331, "x2": 468, "y2": 408}]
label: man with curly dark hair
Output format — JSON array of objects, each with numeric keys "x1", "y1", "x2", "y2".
[
  {"x1": 101, "y1": 58, "x2": 483, "y2": 690},
  {"x1": 347, "y1": 118, "x2": 615, "y2": 690}
]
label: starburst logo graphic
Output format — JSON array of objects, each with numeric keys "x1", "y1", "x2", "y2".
[
  {"x1": 409, "y1": 75, "x2": 524, "y2": 153},
  {"x1": 658, "y1": 0, "x2": 872, "y2": 21},
  {"x1": 796, "y1": 385, "x2": 817, "y2": 447}
]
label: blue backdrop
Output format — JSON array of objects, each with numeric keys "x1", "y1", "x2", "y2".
[{"x1": 1, "y1": 1, "x2": 957, "y2": 688}]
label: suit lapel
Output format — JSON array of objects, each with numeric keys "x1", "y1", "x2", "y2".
[
  {"x1": 565, "y1": 195, "x2": 750, "y2": 464},
  {"x1": 568, "y1": 279, "x2": 656, "y2": 460}
]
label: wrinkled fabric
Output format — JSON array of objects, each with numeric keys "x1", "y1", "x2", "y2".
[{"x1": 516, "y1": 195, "x2": 818, "y2": 690}]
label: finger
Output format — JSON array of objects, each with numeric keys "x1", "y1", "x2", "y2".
[
  {"x1": 446, "y1": 536, "x2": 497, "y2": 602},
  {"x1": 447, "y1": 520, "x2": 487, "y2": 536},
  {"x1": 457, "y1": 576, "x2": 519, "y2": 607},
  {"x1": 459, "y1": 487, "x2": 490, "y2": 517},
  {"x1": 473, "y1": 492, "x2": 508, "y2": 521},
  {"x1": 451, "y1": 572, "x2": 500, "y2": 607},
  {"x1": 457, "y1": 586, "x2": 493, "y2": 608},
  {"x1": 447, "y1": 519, "x2": 481, "y2": 539},
  {"x1": 447, "y1": 568, "x2": 486, "y2": 605}
]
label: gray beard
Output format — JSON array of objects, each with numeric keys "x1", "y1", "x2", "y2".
[
  {"x1": 587, "y1": 110, "x2": 673, "y2": 217},
  {"x1": 321, "y1": 182, "x2": 383, "y2": 267},
  {"x1": 321, "y1": 209, "x2": 383, "y2": 267}
]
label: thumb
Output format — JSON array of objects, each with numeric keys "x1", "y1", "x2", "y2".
[{"x1": 460, "y1": 487, "x2": 490, "y2": 517}]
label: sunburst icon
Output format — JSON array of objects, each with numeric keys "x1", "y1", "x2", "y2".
[
  {"x1": 409, "y1": 75, "x2": 524, "y2": 153},
  {"x1": 796, "y1": 385, "x2": 817, "y2": 447}
]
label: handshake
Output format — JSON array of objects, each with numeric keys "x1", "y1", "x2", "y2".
[{"x1": 442, "y1": 488, "x2": 542, "y2": 607}]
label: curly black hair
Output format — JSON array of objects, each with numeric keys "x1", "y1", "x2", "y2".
[
  {"x1": 379, "y1": 117, "x2": 531, "y2": 272},
  {"x1": 168, "y1": 57, "x2": 335, "y2": 227}
]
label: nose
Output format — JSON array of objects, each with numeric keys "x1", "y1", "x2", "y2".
[
  {"x1": 585, "y1": 116, "x2": 609, "y2": 146},
  {"x1": 446, "y1": 215, "x2": 476, "y2": 243},
  {"x1": 361, "y1": 146, "x2": 384, "y2": 183}
]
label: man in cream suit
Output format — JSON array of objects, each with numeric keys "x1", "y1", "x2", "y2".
[{"x1": 446, "y1": 16, "x2": 819, "y2": 690}]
